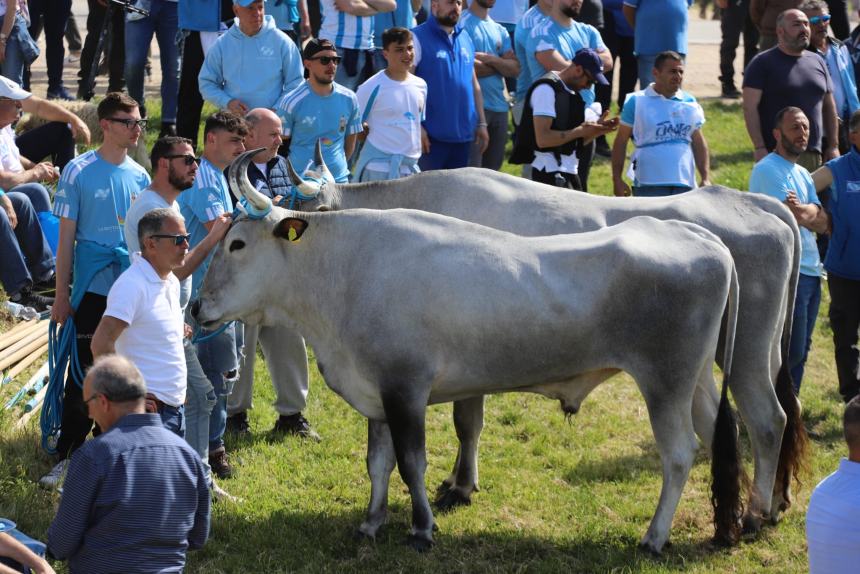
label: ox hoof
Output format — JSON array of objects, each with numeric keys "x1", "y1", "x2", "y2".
[
  {"x1": 355, "y1": 523, "x2": 381, "y2": 542},
  {"x1": 741, "y1": 513, "x2": 763, "y2": 537},
  {"x1": 434, "y1": 488, "x2": 472, "y2": 512},
  {"x1": 637, "y1": 541, "x2": 663, "y2": 557},
  {"x1": 436, "y1": 479, "x2": 454, "y2": 494},
  {"x1": 406, "y1": 534, "x2": 434, "y2": 552}
]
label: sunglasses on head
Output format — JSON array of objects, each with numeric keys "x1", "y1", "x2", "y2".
[
  {"x1": 150, "y1": 233, "x2": 191, "y2": 246},
  {"x1": 310, "y1": 56, "x2": 341, "y2": 65},
  {"x1": 164, "y1": 154, "x2": 199, "y2": 166},
  {"x1": 106, "y1": 117, "x2": 148, "y2": 129},
  {"x1": 809, "y1": 14, "x2": 831, "y2": 24}
]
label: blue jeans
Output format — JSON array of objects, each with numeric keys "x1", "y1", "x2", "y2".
[
  {"x1": 0, "y1": 183, "x2": 54, "y2": 295},
  {"x1": 633, "y1": 185, "x2": 693, "y2": 197},
  {"x1": 160, "y1": 403, "x2": 185, "y2": 438},
  {"x1": 26, "y1": 0, "x2": 72, "y2": 91},
  {"x1": 125, "y1": 0, "x2": 179, "y2": 122},
  {"x1": 1, "y1": 13, "x2": 34, "y2": 86},
  {"x1": 194, "y1": 321, "x2": 238, "y2": 452},
  {"x1": 334, "y1": 46, "x2": 375, "y2": 92},
  {"x1": 183, "y1": 338, "x2": 215, "y2": 483},
  {"x1": 789, "y1": 273, "x2": 822, "y2": 393}
]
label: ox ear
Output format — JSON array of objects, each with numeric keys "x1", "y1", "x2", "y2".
[{"x1": 273, "y1": 217, "x2": 309, "y2": 243}]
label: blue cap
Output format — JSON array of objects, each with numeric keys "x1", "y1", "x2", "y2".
[
  {"x1": 234, "y1": 0, "x2": 265, "y2": 7},
  {"x1": 572, "y1": 48, "x2": 609, "y2": 86}
]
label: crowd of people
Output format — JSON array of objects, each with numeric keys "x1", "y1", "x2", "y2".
[{"x1": 0, "y1": 0, "x2": 860, "y2": 572}]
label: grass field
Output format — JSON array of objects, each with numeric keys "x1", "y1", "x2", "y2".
[{"x1": 0, "y1": 99, "x2": 849, "y2": 573}]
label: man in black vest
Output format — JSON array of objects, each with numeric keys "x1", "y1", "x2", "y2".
[{"x1": 511, "y1": 48, "x2": 618, "y2": 190}]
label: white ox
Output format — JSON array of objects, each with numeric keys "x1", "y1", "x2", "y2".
[
  {"x1": 195, "y1": 150, "x2": 744, "y2": 553},
  {"x1": 283, "y1": 155, "x2": 805, "y2": 530}
]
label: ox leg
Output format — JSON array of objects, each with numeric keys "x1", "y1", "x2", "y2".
[
  {"x1": 437, "y1": 396, "x2": 484, "y2": 510},
  {"x1": 358, "y1": 419, "x2": 397, "y2": 540},
  {"x1": 692, "y1": 374, "x2": 720, "y2": 453},
  {"x1": 382, "y1": 391, "x2": 435, "y2": 551},
  {"x1": 638, "y1": 379, "x2": 698, "y2": 555}
]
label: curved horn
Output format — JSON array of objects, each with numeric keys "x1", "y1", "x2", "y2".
[
  {"x1": 228, "y1": 147, "x2": 272, "y2": 212},
  {"x1": 286, "y1": 158, "x2": 321, "y2": 198},
  {"x1": 314, "y1": 139, "x2": 334, "y2": 183}
]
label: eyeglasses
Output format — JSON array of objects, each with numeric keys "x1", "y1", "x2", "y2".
[
  {"x1": 309, "y1": 56, "x2": 341, "y2": 65},
  {"x1": 164, "y1": 154, "x2": 199, "y2": 166},
  {"x1": 83, "y1": 393, "x2": 101, "y2": 405},
  {"x1": 106, "y1": 117, "x2": 148, "y2": 129},
  {"x1": 809, "y1": 14, "x2": 831, "y2": 25},
  {"x1": 150, "y1": 233, "x2": 191, "y2": 246}
]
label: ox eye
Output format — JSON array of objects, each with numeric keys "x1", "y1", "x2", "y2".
[{"x1": 229, "y1": 239, "x2": 245, "y2": 252}]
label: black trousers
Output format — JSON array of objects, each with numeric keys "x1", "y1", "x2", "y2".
[
  {"x1": 719, "y1": 0, "x2": 758, "y2": 88},
  {"x1": 16, "y1": 122, "x2": 75, "y2": 171},
  {"x1": 828, "y1": 273, "x2": 860, "y2": 402},
  {"x1": 826, "y1": 0, "x2": 850, "y2": 40},
  {"x1": 177, "y1": 31, "x2": 205, "y2": 149},
  {"x1": 531, "y1": 167, "x2": 583, "y2": 191},
  {"x1": 78, "y1": 0, "x2": 126, "y2": 96},
  {"x1": 55, "y1": 292, "x2": 105, "y2": 460},
  {"x1": 596, "y1": 9, "x2": 637, "y2": 112},
  {"x1": 24, "y1": 0, "x2": 72, "y2": 91}
]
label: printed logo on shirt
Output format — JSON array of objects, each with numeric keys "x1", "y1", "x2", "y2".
[
  {"x1": 339, "y1": 116, "x2": 347, "y2": 132},
  {"x1": 404, "y1": 111, "x2": 416, "y2": 121},
  {"x1": 846, "y1": 180, "x2": 860, "y2": 193},
  {"x1": 55, "y1": 188, "x2": 66, "y2": 198},
  {"x1": 94, "y1": 188, "x2": 111, "y2": 200},
  {"x1": 320, "y1": 137, "x2": 333, "y2": 146},
  {"x1": 260, "y1": 46, "x2": 275, "y2": 57},
  {"x1": 654, "y1": 121, "x2": 693, "y2": 140},
  {"x1": 300, "y1": 116, "x2": 315, "y2": 128},
  {"x1": 207, "y1": 193, "x2": 219, "y2": 202},
  {"x1": 436, "y1": 50, "x2": 448, "y2": 59}
]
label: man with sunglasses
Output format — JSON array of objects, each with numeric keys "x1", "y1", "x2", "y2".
[
  {"x1": 42, "y1": 92, "x2": 151, "y2": 489},
  {"x1": 277, "y1": 38, "x2": 362, "y2": 182},
  {"x1": 802, "y1": 0, "x2": 858, "y2": 153}
]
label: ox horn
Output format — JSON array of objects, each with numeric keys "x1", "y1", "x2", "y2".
[
  {"x1": 228, "y1": 147, "x2": 272, "y2": 213},
  {"x1": 314, "y1": 139, "x2": 334, "y2": 183},
  {"x1": 286, "y1": 157, "x2": 322, "y2": 198}
]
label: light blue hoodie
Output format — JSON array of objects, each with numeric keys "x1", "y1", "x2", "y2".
[{"x1": 198, "y1": 15, "x2": 304, "y2": 110}]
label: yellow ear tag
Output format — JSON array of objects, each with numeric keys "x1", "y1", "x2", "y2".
[{"x1": 288, "y1": 227, "x2": 300, "y2": 242}]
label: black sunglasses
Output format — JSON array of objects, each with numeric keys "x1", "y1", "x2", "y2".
[
  {"x1": 106, "y1": 117, "x2": 148, "y2": 129},
  {"x1": 164, "y1": 154, "x2": 199, "y2": 166},
  {"x1": 150, "y1": 233, "x2": 191, "y2": 246},
  {"x1": 310, "y1": 56, "x2": 341, "y2": 65}
]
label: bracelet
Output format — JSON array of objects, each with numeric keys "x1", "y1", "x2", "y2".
[{"x1": 477, "y1": 122, "x2": 488, "y2": 128}]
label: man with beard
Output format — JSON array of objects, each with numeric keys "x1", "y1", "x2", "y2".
[
  {"x1": 611, "y1": 51, "x2": 710, "y2": 197},
  {"x1": 276, "y1": 38, "x2": 362, "y2": 182},
  {"x1": 461, "y1": 0, "x2": 519, "y2": 171},
  {"x1": 749, "y1": 106, "x2": 829, "y2": 394},
  {"x1": 119, "y1": 136, "x2": 235, "y2": 499},
  {"x1": 525, "y1": 0, "x2": 611, "y2": 190},
  {"x1": 225, "y1": 108, "x2": 320, "y2": 441},
  {"x1": 412, "y1": 0, "x2": 489, "y2": 170},
  {"x1": 42, "y1": 92, "x2": 151, "y2": 489},
  {"x1": 743, "y1": 8, "x2": 839, "y2": 170}
]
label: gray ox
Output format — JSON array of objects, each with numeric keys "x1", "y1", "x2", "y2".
[
  {"x1": 195, "y1": 150, "x2": 744, "y2": 553},
  {"x1": 284, "y1": 155, "x2": 805, "y2": 531}
]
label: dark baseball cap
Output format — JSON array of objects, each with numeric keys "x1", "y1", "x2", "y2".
[
  {"x1": 303, "y1": 38, "x2": 337, "y2": 60},
  {"x1": 572, "y1": 48, "x2": 609, "y2": 85}
]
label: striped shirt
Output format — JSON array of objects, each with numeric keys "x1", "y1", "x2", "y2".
[
  {"x1": 47, "y1": 413, "x2": 210, "y2": 574},
  {"x1": 319, "y1": 0, "x2": 374, "y2": 50}
]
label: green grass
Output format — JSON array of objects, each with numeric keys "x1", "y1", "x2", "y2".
[{"x1": 0, "y1": 100, "x2": 845, "y2": 572}]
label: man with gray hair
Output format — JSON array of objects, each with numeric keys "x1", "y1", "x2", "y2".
[
  {"x1": 91, "y1": 208, "x2": 189, "y2": 436},
  {"x1": 47, "y1": 355, "x2": 210, "y2": 574}
]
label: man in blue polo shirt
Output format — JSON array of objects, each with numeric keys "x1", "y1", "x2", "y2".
[
  {"x1": 277, "y1": 38, "x2": 362, "y2": 182},
  {"x1": 749, "y1": 106, "x2": 828, "y2": 395},
  {"x1": 461, "y1": 0, "x2": 519, "y2": 171},
  {"x1": 412, "y1": 0, "x2": 489, "y2": 170},
  {"x1": 622, "y1": 0, "x2": 692, "y2": 87}
]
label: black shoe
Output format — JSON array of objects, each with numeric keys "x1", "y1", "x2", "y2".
[
  {"x1": 159, "y1": 122, "x2": 177, "y2": 138},
  {"x1": 272, "y1": 413, "x2": 321, "y2": 441},
  {"x1": 226, "y1": 411, "x2": 250, "y2": 435},
  {"x1": 47, "y1": 86, "x2": 74, "y2": 101},
  {"x1": 721, "y1": 86, "x2": 741, "y2": 99},
  {"x1": 33, "y1": 273, "x2": 56, "y2": 294},
  {"x1": 11, "y1": 288, "x2": 54, "y2": 313},
  {"x1": 595, "y1": 137, "x2": 611, "y2": 158},
  {"x1": 208, "y1": 447, "x2": 233, "y2": 479}
]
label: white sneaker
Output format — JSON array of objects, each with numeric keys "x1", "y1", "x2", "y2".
[
  {"x1": 39, "y1": 459, "x2": 69, "y2": 489},
  {"x1": 211, "y1": 480, "x2": 241, "y2": 504}
]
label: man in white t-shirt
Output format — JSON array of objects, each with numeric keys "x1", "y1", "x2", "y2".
[
  {"x1": 91, "y1": 208, "x2": 190, "y2": 436},
  {"x1": 354, "y1": 27, "x2": 427, "y2": 181}
]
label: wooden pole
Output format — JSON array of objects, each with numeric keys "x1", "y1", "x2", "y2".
[
  {"x1": 0, "y1": 333, "x2": 49, "y2": 371},
  {"x1": 0, "y1": 319, "x2": 45, "y2": 351},
  {"x1": 0, "y1": 324, "x2": 48, "y2": 362},
  {"x1": 4, "y1": 347, "x2": 48, "y2": 384}
]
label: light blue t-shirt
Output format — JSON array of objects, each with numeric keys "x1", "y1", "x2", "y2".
[
  {"x1": 53, "y1": 151, "x2": 151, "y2": 296},
  {"x1": 277, "y1": 81, "x2": 362, "y2": 182},
  {"x1": 623, "y1": 0, "x2": 692, "y2": 56},
  {"x1": 372, "y1": 0, "x2": 415, "y2": 50},
  {"x1": 513, "y1": 4, "x2": 549, "y2": 102},
  {"x1": 526, "y1": 18, "x2": 605, "y2": 106},
  {"x1": 176, "y1": 157, "x2": 233, "y2": 299},
  {"x1": 460, "y1": 11, "x2": 513, "y2": 114},
  {"x1": 749, "y1": 153, "x2": 822, "y2": 277},
  {"x1": 267, "y1": 0, "x2": 300, "y2": 29}
]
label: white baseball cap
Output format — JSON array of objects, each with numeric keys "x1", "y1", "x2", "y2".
[{"x1": 0, "y1": 75, "x2": 31, "y2": 100}]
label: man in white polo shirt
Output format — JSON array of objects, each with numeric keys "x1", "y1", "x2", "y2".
[{"x1": 91, "y1": 208, "x2": 190, "y2": 436}]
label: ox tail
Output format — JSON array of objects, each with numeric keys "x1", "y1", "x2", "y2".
[
  {"x1": 774, "y1": 218, "x2": 809, "y2": 508},
  {"x1": 710, "y1": 262, "x2": 747, "y2": 547}
]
